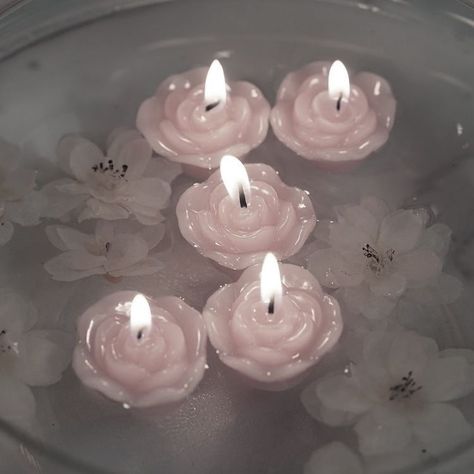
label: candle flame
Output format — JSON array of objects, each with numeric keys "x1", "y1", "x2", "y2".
[
  {"x1": 220, "y1": 155, "x2": 251, "y2": 208},
  {"x1": 260, "y1": 253, "x2": 283, "y2": 314},
  {"x1": 130, "y1": 294, "x2": 152, "y2": 339},
  {"x1": 328, "y1": 60, "x2": 351, "y2": 102},
  {"x1": 204, "y1": 59, "x2": 227, "y2": 108}
]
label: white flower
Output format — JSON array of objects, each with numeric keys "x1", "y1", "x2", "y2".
[
  {"x1": 308, "y1": 196, "x2": 462, "y2": 319},
  {"x1": 305, "y1": 442, "x2": 364, "y2": 474},
  {"x1": 0, "y1": 290, "x2": 70, "y2": 428},
  {"x1": 44, "y1": 220, "x2": 165, "y2": 281},
  {"x1": 41, "y1": 129, "x2": 181, "y2": 225},
  {"x1": 0, "y1": 140, "x2": 43, "y2": 246},
  {"x1": 302, "y1": 329, "x2": 474, "y2": 457},
  {"x1": 304, "y1": 441, "x2": 428, "y2": 474}
]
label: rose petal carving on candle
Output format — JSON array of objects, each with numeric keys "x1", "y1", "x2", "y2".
[
  {"x1": 203, "y1": 263, "x2": 342, "y2": 390},
  {"x1": 136, "y1": 65, "x2": 271, "y2": 173},
  {"x1": 271, "y1": 61, "x2": 396, "y2": 170},
  {"x1": 176, "y1": 163, "x2": 316, "y2": 270},
  {"x1": 73, "y1": 291, "x2": 207, "y2": 407}
]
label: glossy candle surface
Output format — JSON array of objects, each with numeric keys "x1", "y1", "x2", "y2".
[
  {"x1": 176, "y1": 163, "x2": 316, "y2": 270},
  {"x1": 73, "y1": 291, "x2": 207, "y2": 408},
  {"x1": 203, "y1": 263, "x2": 343, "y2": 390},
  {"x1": 271, "y1": 61, "x2": 396, "y2": 171},
  {"x1": 137, "y1": 66, "x2": 271, "y2": 176}
]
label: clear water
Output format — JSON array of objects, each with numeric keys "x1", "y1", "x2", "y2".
[{"x1": 0, "y1": 1, "x2": 473, "y2": 472}]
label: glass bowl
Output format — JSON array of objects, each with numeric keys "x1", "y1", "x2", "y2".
[{"x1": 0, "y1": 1, "x2": 473, "y2": 472}]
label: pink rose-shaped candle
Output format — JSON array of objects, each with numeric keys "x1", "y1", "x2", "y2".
[
  {"x1": 136, "y1": 60, "x2": 271, "y2": 179},
  {"x1": 271, "y1": 60, "x2": 396, "y2": 171},
  {"x1": 176, "y1": 157, "x2": 316, "y2": 270},
  {"x1": 203, "y1": 254, "x2": 343, "y2": 390},
  {"x1": 73, "y1": 292, "x2": 207, "y2": 408}
]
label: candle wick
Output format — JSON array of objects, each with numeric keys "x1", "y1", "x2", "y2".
[
  {"x1": 336, "y1": 94, "x2": 342, "y2": 112},
  {"x1": 268, "y1": 298, "x2": 275, "y2": 315},
  {"x1": 239, "y1": 186, "x2": 248, "y2": 208},
  {"x1": 205, "y1": 101, "x2": 220, "y2": 112},
  {"x1": 137, "y1": 329, "x2": 143, "y2": 340}
]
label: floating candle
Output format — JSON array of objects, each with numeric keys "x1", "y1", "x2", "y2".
[
  {"x1": 73, "y1": 291, "x2": 207, "y2": 408},
  {"x1": 136, "y1": 60, "x2": 271, "y2": 179},
  {"x1": 176, "y1": 156, "x2": 316, "y2": 270},
  {"x1": 203, "y1": 254, "x2": 343, "y2": 390},
  {"x1": 271, "y1": 60, "x2": 396, "y2": 171}
]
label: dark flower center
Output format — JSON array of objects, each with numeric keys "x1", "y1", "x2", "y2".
[
  {"x1": 0, "y1": 329, "x2": 13, "y2": 354},
  {"x1": 389, "y1": 370, "x2": 422, "y2": 401},
  {"x1": 362, "y1": 243, "x2": 395, "y2": 274},
  {"x1": 91, "y1": 159, "x2": 128, "y2": 180}
]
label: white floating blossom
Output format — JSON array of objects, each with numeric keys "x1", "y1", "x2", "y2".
[
  {"x1": 44, "y1": 220, "x2": 165, "y2": 281},
  {"x1": 305, "y1": 442, "x2": 364, "y2": 474},
  {"x1": 0, "y1": 140, "x2": 44, "y2": 246},
  {"x1": 308, "y1": 196, "x2": 462, "y2": 319},
  {"x1": 41, "y1": 129, "x2": 181, "y2": 224},
  {"x1": 304, "y1": 441, "x2": 428, "y2": 474},
  {"x1": 302, "y1": 329, "x2": 474, "y2": 457},
  {"x1": 0, "y1": 290, "x2": 70, "y2": 428}
]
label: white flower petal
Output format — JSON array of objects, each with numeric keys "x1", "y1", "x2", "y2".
[
  {"x1": 316, "y1": 374, "x2": 372, "y2": 416},
  {"x1": 342, "y1": 286, "x2": 397, "y2": 320},
  {"x1": 337, "y1": 203, "x2": 380, "y2": 243},
  {"x1": 439, "y1": 349, "x2": 474, "y2": 395},
  {"x1": 46, "y1": 225, "x2": 93, "y2": 251},
  {"x1": 304, "y1": 442, "x2": 364, "y2": 474},
  {"x1": 0, "y1": 220, "x2": 14, "y2": 245},
  {"x1": 53, "y1": 250, "x2": 106, "y2": 271},
  {"x1": 387, "y1": 331, "x2": 438, "y2": 380},
  {"x1": 308, "y1": 249, "x2": 364, "y2": 289},
  {"x1": 44, "y1": 253, "x2": 104, "y2": 281},
  {"x1": 411, "y1": 403, "x2": 472, "y2": 455},
  {"x1": 95, "y1": 220, "x2": 115, "y2": 244},
  {"x1": 396, "y1": 249, "x2": 442, "y2": 283},
  {"x1": 362, "y1": 330, "x2": 393, "y2": 377},
  {"x1": 104, "y1": 235, "x2": 149, "y2": 272},
  {"x1": 0, "y1": 374, "x2": 35, "y2": 427},
  {"x1": 437, "y1": 274, "x2": 463, "y2": 304},
  {"x1": 78, "y1": 199, "x2": 129, "y2": 222},
  {"x1": 329, "y1": 220, "x2": 374, "y2": 255},
  {"x1": 125, "y1": 177, "x2": 172, "y2": 212},
  {"x1": 15, "y1": 330, "x2": 71, "y2": 386},
  {"x1": 405, "y1": 274, "x2": 462, "y2": 306},
  {"x1": 355, "y1": 406, "x2": 412, "y2": 456},
  {"x1": 302, "y1": 381, "x2": 360, "y2": 426},
  {"x1": 67, "y1": 138, "x2": 104, "y2": 182},
  {"x1": 108, "y1": 132, "x2": 151, "y2": 179},
  {"x1": 421, "y1": 355, "x2": 472, "y2": 402},
  {"x1": 378, "y1": 210, "x2": 424, "y2": 253},
  {"x1": 369, "y1": 272, "x2": 407, "y2": 297},
  {"x1": 419, "y1": 223, "x2": 452, "y2": 259},
  {"x1": 0, "y1": 290, "x2": 37, "y2": 333},
  {"x1": 360, "y1": 196, "x2": 390, "y2": 222},
  {"x1": 39, "y1": 180, "x2": 86, "y2": 219}
]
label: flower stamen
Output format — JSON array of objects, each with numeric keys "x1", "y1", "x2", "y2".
[
  {"x1": 91, "y1": 159, "x2": 129, "y2": 181},
  {"x1": 389, "y1": 370, "x2": 422, "y2": 401},
  {"x1": 362, "y1": 244, "x2": 395, "y2": 274}
]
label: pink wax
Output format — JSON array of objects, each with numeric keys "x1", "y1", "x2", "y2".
[
  {"x1": 73, "y1": 291, "x2": 207, "y2": 408},
  {"x1": 271, "y1": 61, "x2": 396, "y2": 171},
  {"x1": 203, "y1": 263, "x2": 343, "y2": 390},
  {"x1": 176, "y1": 163, "x2": 316, "y2": 270},
  {"x1": 136, "y1": 66, "x2": 271, "y2": 179}
]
